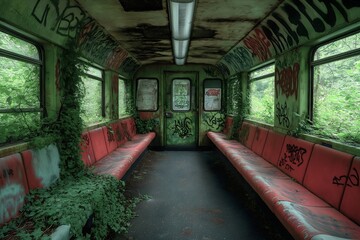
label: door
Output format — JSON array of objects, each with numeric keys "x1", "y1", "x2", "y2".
[{"x1": 164, "y1": 71, "x2": 198, "y2": 148}]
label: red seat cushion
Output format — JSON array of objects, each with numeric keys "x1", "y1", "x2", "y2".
[
  {"x1": 238, "y1": 122, "x2": 256, "y2": 148},
  {"x1": 261, "y1": 130, "x2": 285, "y2": 165},
  {"x1": 80, "y1": 132, "x2": 96, "y2": 166},
  {"x1": 340, "y1": 157, "x2": 360, "y2": 225},
  {"x1": 0, "y1": 153, "x2": 28, "y2": 224},
  {"x1": 251, "y1": 127, "x2": 269, "y2": 156},
  {"x1": 102, "y1": 125, "x2": 118, "y2": 153},
  {"x1": 89, "y1": 127, "x2": 108, "y2": 161},
  {"x1": 303, "y1": 145, "x2": 353, "y2": 209},
  {"x1": 93, "y1": 132, "x2": 155, "y2": 179},
  {"x1": 277, "y1": 136, "x2": 314, "y2": 183},
  {"x1": 275, "y1": 201, "x2": 360, "y2": 240}
]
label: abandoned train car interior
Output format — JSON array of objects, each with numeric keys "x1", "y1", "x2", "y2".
[{"x1": 0, "y1": 0, "x2": 360, "y2": 239}]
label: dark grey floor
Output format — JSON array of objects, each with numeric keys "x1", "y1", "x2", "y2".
[{"x1": 117, "y1": 150, "x2": 292, "y2": 240}]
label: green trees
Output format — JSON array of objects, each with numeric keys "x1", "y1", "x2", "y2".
[
  {"x1": 0, "y1": 31, "x2": 41, "y2": 145},
  {"x1": 312, "y1": 33, "x2": 360, "y2": 145}
]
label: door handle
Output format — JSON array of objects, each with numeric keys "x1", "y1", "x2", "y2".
[{"x1": 165, "y1": 112, "x2": 173, "y2": 118}]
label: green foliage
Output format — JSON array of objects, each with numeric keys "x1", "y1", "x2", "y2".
[
  {"x1": 0, "y1": 36, "x2": 41, "y2": 145},
  {"x1": 135, "y1": 114, "x2": 158, "y2": 134},
  {"x1": 0, "y1": 174, "x2": 143, "y2": 239},
  {"x1": 0, "y1": 41, "x2": 142, "y2": 239},
  {"x1": 248, "y1": 76, "x2": 274, "y2": 125},
  {"x1": 312, "y1": 34, "x2": 360, "y2": 146},
  {"x1": 118, "y1": 79, "x2": 127, "y2": 117},
  {"x1": 287, "y1": 113, "x2": 313, "y2": 138},
  {"x1": 125, "y1": 79, "x2": 136, "y2": 116},
  {"x1": 80, "y1": 75, "x2": 104, "y2": 125}
]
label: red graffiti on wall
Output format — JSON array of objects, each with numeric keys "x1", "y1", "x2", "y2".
[
  {"x1": 112, "y1": 75, "x2": 119, "y2": 94},
  {"x1": 275, "y1": 63, "x2": 300, "y2": 99},
  {"x1": 106, "y1": 49, "x2": 128, "y2": 70},
  {"x1": 244, "y1": 29, "x2": 271, "y2": 61},
  {"x1": 77, "y1": 21, "x2": 96, "y2": 47}
]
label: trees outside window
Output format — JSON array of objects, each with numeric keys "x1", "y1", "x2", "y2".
[
  {"x1": 0, "y1": 30, "x2": 42, "y2": 145},
  {"x1": 80, "y1": 66, "x2": 105, "y2": 125},
  {"x1": 312, "y1": 32, "x2": 360, "y2": 145},
  {"x1": 248, "y1": 64, "x2": 275, "y2": 125}
]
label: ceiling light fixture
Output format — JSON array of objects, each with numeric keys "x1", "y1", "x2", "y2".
[{"x1": 169, "y1": 0, "x2": 195, "y2": 65}]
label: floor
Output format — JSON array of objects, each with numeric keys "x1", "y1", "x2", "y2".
[{"x1": 116, "y1": 150, "x2": 293, "y2": 240}]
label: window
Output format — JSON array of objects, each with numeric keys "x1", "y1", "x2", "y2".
[
  {"x1": 172, "y1": 79, "x2": 191, "y2": 111},
  {"x1": 0, "y1": 29, "x2": 42, "y2": 145},
  {"x1": 136, "y1": 78, "x2": 158, "y2": 111},
  {"x1": 80, "y1": 65, "x2": 104, "y2": 125},
  {"x1": 204, "y1": 79, "x2": 222, "y2": 111},
  {"x1": 248, "y1": 64, "x2": 275, "y2": 124},
  {"x1": 119, "y1": 78, "x2": 127, "y2": 116},
  {"x1": 311, "y1": 32, "x2": 360, "y2": 145}
]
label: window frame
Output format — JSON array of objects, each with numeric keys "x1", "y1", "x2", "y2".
[
  {"x1": 81, "y1": 64, "x2": 105, "y2": 122},
  {"x1": 203, "y1": 78, "x2": 222, "y2": 112},
  {"x1": 118, "y1": 76, "x2": 127, "y2": 116},
  {"x1": 0, "y1": 26, "x2": 44, "y2": 115},
  {"x1": 135, "y1": 78, "x2": 159, "y2": 112},
  {"x1": 171, "y1": 78, "x2": 192, "y2": 112},
  {"x1": 309, "y1": 30, "x2": 360, "y2": 121},
  {"x1": 247, "y1": 62, "x2": 275, "y2": 124}
]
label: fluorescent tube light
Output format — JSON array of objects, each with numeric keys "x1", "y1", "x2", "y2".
[
  {"x1": 169, "y1": 0, "x2": 195, "y2": 40},
  {"x1": 173, "y1": 39, "x2": 189, "y2": 58},
  {"x1": 175, "y1": 58, "x2": 186, "y2": 65}
]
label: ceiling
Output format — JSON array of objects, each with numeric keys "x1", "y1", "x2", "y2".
[{"x1": 76, "y1": 0, "x2": 283, "y2": 65}]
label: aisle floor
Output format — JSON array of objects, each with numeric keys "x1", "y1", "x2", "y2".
[{"x1": 118, "y1": 150, "x2": 292, "y2": 240}]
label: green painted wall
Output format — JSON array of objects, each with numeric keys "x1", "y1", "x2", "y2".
[{"x1": 134, "y1": 64, "x2": 225, "y2": 147}]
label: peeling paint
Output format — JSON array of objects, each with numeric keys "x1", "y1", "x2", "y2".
[
  {"x1": 32, "y1": 144, "x2": 60, "y2": 188},
  {"x1": 0, "y1": 183, "x2": 25, "y2": 224}
]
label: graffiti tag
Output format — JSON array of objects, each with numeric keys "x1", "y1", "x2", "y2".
[
  {"x1": 279, "y1": 144, "x2": 307, "y2": 172},
  {"x1": 172, "y1": 117, "x2": 193, "y2": 139},
  {"x1": 275, "y1": 63, "x2": 300, "y2": 99},
  {"x1": 276, "y1": 102, "x2": 290, "y2": 128},
  {"x1": 204, "y1": 113, "x2": 225, "y2": 130},
  {"x1": 333, "y1": 168, "x2": 359, "y2": 187},
  {"x1": 244, "y1": 29, "x2": 272, "y2": 61}
]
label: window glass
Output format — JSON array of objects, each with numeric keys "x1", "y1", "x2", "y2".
[
  {"x1": 0, "y1": 31, "x2": 39, "y2": 60},
  {"x1": 314, "y1": 32, "x2": 360, "y2": 61},
  {"x1": 172, "y1": 79, "x2": 191, "y2": 111},
  {"x1": 80, "y1": 66, "x2": 104, "y2": 125},
  {"x1": 249, "y1": 64, "x2": 274, "y2": 79},
  {"x1": 204, "y1": 79, "x2": 222, "y2": 111},
  {"x1": 119, "y1": 78, "x2": 127, "y2": 116},
  {"x1": 136, "y1": 79, "x2": 158, "y2": 111},
  {"x1": 0, "y1": 30, "x2": 41, "y2": 145},
  {"x1": 248, "y1": 64, "x2": 275, "y2": 125},
  {"x1": 312, "y1": 33, "x2": 360, "y2": 145}
]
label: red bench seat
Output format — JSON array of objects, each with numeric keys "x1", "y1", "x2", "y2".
[
  {"x1": 82, "y1": 117, "x2": 155, "y2": 179},
  {"x1": 207, "y1": 120, "x2": 360, "y2": 239}
]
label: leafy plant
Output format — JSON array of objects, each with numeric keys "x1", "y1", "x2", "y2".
[
  {"x1": 0, "y1": 41, "x2": 143, "y2": 239},
  {"x1": 0, "y1": 174, "x2": 145, "y2": 239},
  {"x1": 287, "y1": 113, "x2": 313, "y2": 137},
  {"x1": 135, "y1": 114, "x2": 158, "y2": 134}
]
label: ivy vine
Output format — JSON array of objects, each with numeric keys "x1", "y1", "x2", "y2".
[{"x1": 0, "y1": 42, "x2": 142, "y2": 239}]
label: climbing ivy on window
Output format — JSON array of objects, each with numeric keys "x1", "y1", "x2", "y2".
[{"x1": 0, "y1": 29, "x2": 42, "y2": 145}]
